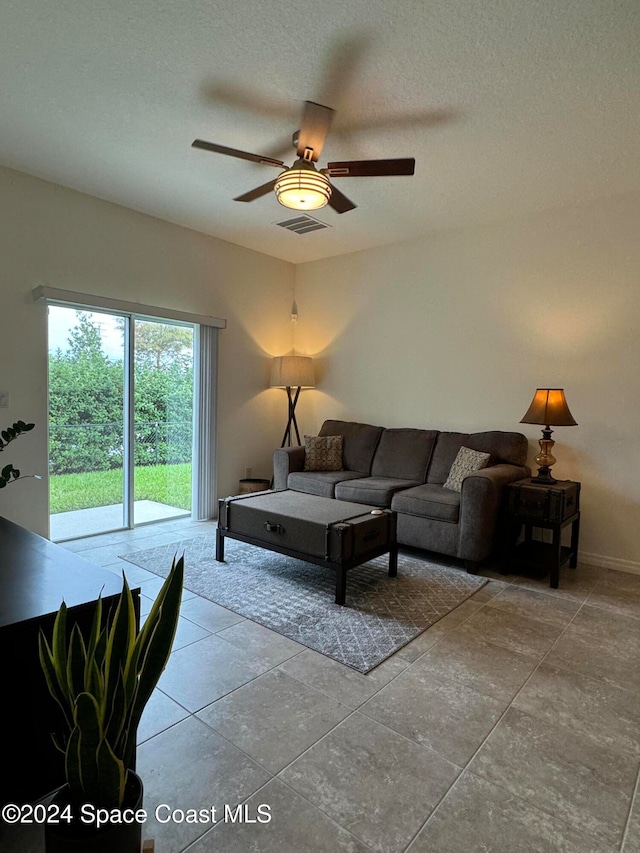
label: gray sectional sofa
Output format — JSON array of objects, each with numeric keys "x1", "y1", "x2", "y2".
[{"x1": 273, "y1": 419, "x2": 530, "y2": 573}]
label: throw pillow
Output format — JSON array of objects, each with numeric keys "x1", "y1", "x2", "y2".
[
  {"x1": 303, "y1": 435, "x2": 344, "y2": 472},
  {"x1": 443, "y1": 446, "x2": 491, "y2": 492}
]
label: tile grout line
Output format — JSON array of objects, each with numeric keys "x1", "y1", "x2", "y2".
[
  {"x1": 583, "y1": 574, "x2": 640, "y2": 624},
  {"x1": 195, "y1": 663, "x2": 355, "y2": 724},
  {"x1": 272, "y1": 708, "x2": 463, "y2": 853},
  {"x1": 446, "y1": 590, "x2": 628, "y2": 845},
  {"x1": 277, "y1": 591, "x2": 489, "y2": 714},
  {"x1": 465, "y1": 583, "x2": 595, "y2": 746},
  {"x1": 395, "y1": 590, "x2": 589, "y2": 850},
  {"x1": 401, "y1": 576, "x2": 634, "y2": 851},
  {"x1": 187, "y1": 693, "x2": 382, "y2": 850},
  {"x1": 136, "y1": 703, "x2": 320, "y2": 853},
  {"x1": 177, "y1": 775, "x2": 378, "y2": 853},
  {"x1": 275, "y1": 775, "x2": 379, "y2": 852},
  {"x1": 620, "y1": 763, "x2": 640, "y2": 853},
  {"x1": 159, "y1": 643, "x2": 309, "y2": 715}
]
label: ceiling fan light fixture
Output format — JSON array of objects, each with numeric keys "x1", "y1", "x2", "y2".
[{"x1": 274, "y1": 160, "x2": 332, "y2": 211}]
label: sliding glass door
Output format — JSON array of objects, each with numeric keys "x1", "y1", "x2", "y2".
[
  {"x1": 48, "y1": 307, "x2": 195, "y2": 541},
  {"x1": 132, "y1": 319, "x2": 194, "y2": 524}
]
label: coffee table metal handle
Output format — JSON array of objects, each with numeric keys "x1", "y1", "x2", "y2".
[{"x1": 264, "y1": 522, "x2": 284, "y2": 534}]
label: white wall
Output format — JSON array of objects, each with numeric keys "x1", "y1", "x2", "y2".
[
  {"x1": 294, "y1": 192, "x2": 640, "y2": 571},
  {"x1": 0, "y1": 166, "x2": 295, "y2": 537}
]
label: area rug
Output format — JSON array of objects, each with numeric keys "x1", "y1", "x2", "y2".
[{"x1": 121, "y1": 535, "x2": 487, "y2": 673}]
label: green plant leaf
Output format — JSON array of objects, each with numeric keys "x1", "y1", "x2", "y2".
[
  {"x1": 104, "y1": 576, "x2": 136, "y2": 718},
  {"x1": 52, "y1": 603, "x2": 69, "y2": 698},
  {"x1": 84, "y1": 596, "x2": 103, "y2": 687},
  {"x1": 88, "y1": 657, "x2": 104, "y2": 700},
  {"x1": 66, "y1": 624, "x2": 87, "y2": 700},
  {"x1": 0, "y1": 420, "x2": 36, "y2": 484},
  {"x1": 38, "y1": 630, "x2": 73, "y2": 731},
  {"x1": 96, "y1": 739, "x2": 127, "y2": 809},
  {"x1": 105, "y1": 666, "x2": 127, "y2": 749},
  {"x1": 64, "y1": 726, "x2": 82, "y2": 802},
  {"x1": 124, "y1": 556, "x2": 183, "y2": 767},
  {"x1": 51, "y1": 733, "x2": 67, "y2": 755},
  {"x1": 95, "y1": 623, "x2": 108, "y2": 666},
  {"x1": 74, "y1": 693, "x2": 102, "y2": 801}
]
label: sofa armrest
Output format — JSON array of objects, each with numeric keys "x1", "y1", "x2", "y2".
[
  {"x1": 273, "y1": 446, "x2": 306, "y2": 490},
  {"x1": 458, "y1": 464, "x2": 530, "y2": 562}
]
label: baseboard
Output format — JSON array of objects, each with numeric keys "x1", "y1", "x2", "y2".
[{"x1": 579, "y1": 551, "x2": 640, "y2": 575}]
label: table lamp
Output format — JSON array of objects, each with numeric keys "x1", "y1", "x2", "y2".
[
  {"x1": 520, "y1": 388, "x2": 577, "y2": 483},
  {"x1": 270, "y1": 355, "x2": 315, "y2": 447}
]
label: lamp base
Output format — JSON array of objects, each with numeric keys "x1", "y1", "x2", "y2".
[
  {"x1": 280, "y1": 385, "x2": 302, "y2": 448},
  {"x1": 530, "y1": 466, "x2": 557, "y2": 485},
  {"x1": 531, "y1": 427, "x2": 557, "y2": 484}
]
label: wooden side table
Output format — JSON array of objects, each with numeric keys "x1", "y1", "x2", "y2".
[{"x1": 502, "y1": 478, "x2": 581, "y2": 588}]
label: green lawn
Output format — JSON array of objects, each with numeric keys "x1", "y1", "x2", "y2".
[{"x1": 50, "y1": 464, "x2": 192, "y2": 514}]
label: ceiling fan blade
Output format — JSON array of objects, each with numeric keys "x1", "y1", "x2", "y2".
[
  {"x1": 326, "y1": 158, "x2": 415, "y2": 178},
  {"x1": 201, "y1": 82, "x2": 297, "y2": 121},
  {"x1": 317, "y1": 34, "x2": 372, "y2": 109},
  {"x1": 340, "y1": 108, "x2": 458, "y2": 133},
  {"x1": 296, "y1": 101, "x2": 335, "y2": 162},
  {"x1": 327, "y1": 185, "x2": 357, "y2": 214},
  {"x1": 234, "y1": 179, "x2": 279, "y2": 203},
  {"x1": 192, "y1": 139, "x2": 285, "y2": 169}
]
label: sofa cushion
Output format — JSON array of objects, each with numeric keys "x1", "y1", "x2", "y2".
[
  {"x1": 428, "y1": 431, "x2": 528, "y2": 484},
  {"x1": 371, "y1": 428, "x2": 438, "y2": 481},
  {"x1": 319, "y1": 420, "x2": 383, "y2": 474},
  {"x1": 443, "y1": 446, "x2": 491, "y2": 492},
  {"x1": 335, "y1": 476, "x2": 421, "y2": 507},
  {"x1": 391, "y1": 484, "x2": 461, "y2": 523},
  {"x1": 303, "y1": 434, "x2": 344, "y2": 471},
  {"x1": 287, "y1": 470, "x2": 363, "y2": 499}
]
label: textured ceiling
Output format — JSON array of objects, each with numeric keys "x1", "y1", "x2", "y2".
[{"x1": 1, "y1": 0, "x2": 638, "y2": 264}]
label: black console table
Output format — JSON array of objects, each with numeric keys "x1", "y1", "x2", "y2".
[{"x1": 0, "y1": 517, "x2": 139, "y2": 805}]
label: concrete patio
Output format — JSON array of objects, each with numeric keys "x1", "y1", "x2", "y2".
[{"x1": 50, "y1": 499, "x2": 189, "y2": 541}]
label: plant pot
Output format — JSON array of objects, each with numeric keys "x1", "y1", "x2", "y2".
[{"x1": 44, "y1": 771, "x2": 144, "y2": 853}]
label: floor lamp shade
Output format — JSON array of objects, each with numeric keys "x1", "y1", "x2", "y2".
[
  {"x1": 270, "y1": 356, "x2": 315, "y2": 389},
  {"x1": 270, "y1": 356, "x2": 315, "y2": 447}
]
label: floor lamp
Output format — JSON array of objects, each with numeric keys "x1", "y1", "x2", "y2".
[{"x1": 270, "y1": 356, "x2": 315, "y2": 447}]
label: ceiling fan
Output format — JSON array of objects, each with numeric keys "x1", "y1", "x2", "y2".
[{"x1": 192, "y1": 100, "x2": 415, "y2": 214}]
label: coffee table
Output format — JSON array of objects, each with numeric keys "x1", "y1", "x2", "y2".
[{"x1": 216, "y1": 490, "x2": 397, "y2": 605}]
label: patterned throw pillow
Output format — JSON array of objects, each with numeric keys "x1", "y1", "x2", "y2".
[
  {"x1": 443, "y1": 446, "x2": 491, "y2": 492},
  {"x1": 303, "y1": 435, "x2": 344, "y2": 472}
]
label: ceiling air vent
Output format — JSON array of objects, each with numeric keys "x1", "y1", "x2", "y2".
[{"x1": 275, "y1": 214, "x2": 330, "y2": 235}]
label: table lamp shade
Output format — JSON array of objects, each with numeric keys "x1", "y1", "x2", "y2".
[
  {"x1": 520, "y1": 389, "x2": 577, "y2": 427},
  {"x1": 520, "y1": 388, "x2": 577, "y2": 484},
  {"x1": 270, "y1": 355, "x2": 315, "y2": 389}
]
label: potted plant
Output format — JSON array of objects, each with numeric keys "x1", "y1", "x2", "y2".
[
  {"x1": 38, "y1": 555, "x2": 184, "y2": 852},
  {"x1": 0, "y1": 420, "x2": 35, "y2": 487}
]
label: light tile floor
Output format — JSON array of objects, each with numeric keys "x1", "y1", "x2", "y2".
[{"x1": 3, "y1": 517, "x2": 640, "y2": 853}]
